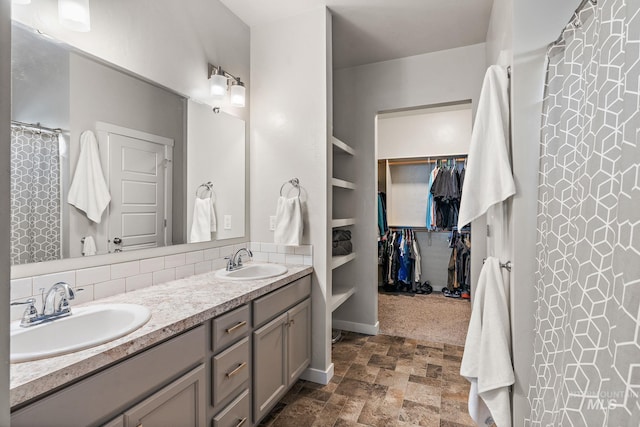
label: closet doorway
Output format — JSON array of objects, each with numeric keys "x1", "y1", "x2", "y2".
[{"x1": 376, "y1": 102, "x2": 473, "y2": 346}]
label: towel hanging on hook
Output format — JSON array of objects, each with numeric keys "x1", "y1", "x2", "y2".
[
  {"x1": 196, "y1": 182, "x2": 214, "y2": 199},
  {"x1": 275, "y1": 178, "x2": 303, "y2": 245},
  {"x1": 280, "y1": 178, "x2": 301, "y2": 197}
]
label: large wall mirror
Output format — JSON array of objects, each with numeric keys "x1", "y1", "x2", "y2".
[{"x1": 10, "y1": 21, "x2": 246, "y2": 267}]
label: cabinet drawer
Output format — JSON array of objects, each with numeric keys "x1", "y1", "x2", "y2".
[
  {"x1": 213, "y1": 389, "x2": 250, "y2": 427},
  {"x1": 212, "y1": 305, "x2": 250, "y2": 352},
  {"x1": 253, "y1": 275, "x2": 311, "y2": 327},
  {"x1": 212, "y1": 337, "x2": 249, "y2": 406}
]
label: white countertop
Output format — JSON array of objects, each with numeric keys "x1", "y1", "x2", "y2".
[{"x1": 10, "y1": 263, "x2": 313, "y2": 408}]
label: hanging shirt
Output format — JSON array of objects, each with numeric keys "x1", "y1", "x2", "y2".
[
  {"x1": 377, "y1": 192, "x2": 388, "y2": 237},
  {"x1": 412, "y1": 231, "x2": 422, "y2": 283},
  {"x1": 426, "y1": 168, "x2": 437, "y2": 230},
  {"x1": 397, "y1": 232, "x2": 410, "y2": 283}
]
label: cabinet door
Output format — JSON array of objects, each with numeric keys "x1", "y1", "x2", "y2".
[
  {"x1": 123, "y1": 364, "x2": 206, "y2": 427},
  {"x1": 102, "y1": 417, "x2": 124, "y2": 427},
  {"x1": 253, "y1": 312, "x2": 288, "y2": 423},
  {"x1": 287, "y1": 298, "x2": 311, "y2": 383}
]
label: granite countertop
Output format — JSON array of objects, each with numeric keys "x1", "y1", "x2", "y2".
[{"x1": 10, "y1": 263, "x2": 313, "y2": 408}]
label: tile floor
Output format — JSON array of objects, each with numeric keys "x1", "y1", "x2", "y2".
[{"x1": 258, "y1": 332, "x2": 475, "y2": 427}]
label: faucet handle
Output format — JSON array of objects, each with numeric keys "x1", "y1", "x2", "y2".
[
  {"x1": 11, "y1": 298, "x2": 39, "y2": 326},
  {"x1": 10, "y1": 297, "x2": 36, "y2": 307}
]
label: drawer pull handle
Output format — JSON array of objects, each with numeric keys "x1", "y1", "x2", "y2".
[
  {"x1": 226, "y1": 321, "x2": 247, "y2": 334},
  {"x1": 235, "y1": 417, "x2": 248, "y2": 427},
  {"x1": 226, "y1": 362, "x2": 248, "y2": 378},
  {"x1": 288, "y1": 319, "x2": 295, "y2": 327}
]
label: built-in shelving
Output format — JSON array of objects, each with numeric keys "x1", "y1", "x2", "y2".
[
  {"x1": 331, "y1": 252, "x2": 356, "y2": 270},
  {"x1": 331, "y1": 284, "x2": 356, "y2": 312},
  {"x1": 331, "y1": 135, "x2": 356, "y2": 331},
  {"x1": 332, "y1": 136, "x2": 356, "y2": 156},
  {"x1": 332, "y1": 218, "x2": 356, "y2": 228},
  {"x1": 332, "y1": 178, "x2": 356, "y2": 190}
]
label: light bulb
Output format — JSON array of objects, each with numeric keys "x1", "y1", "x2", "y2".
[
  {"x1": 210, "y1": 74, "x2": 227, "y2": 101},
  {"x1": 230, "y1": 82, "x2": 245, "y2": 108}
]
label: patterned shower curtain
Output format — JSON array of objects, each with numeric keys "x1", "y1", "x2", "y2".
[
  {"x1": 528, "y1": 0, "x2": 640, "y2": 425},
  {"x1": 10, "y1": 126, "x2": 62, "y2": 265}
]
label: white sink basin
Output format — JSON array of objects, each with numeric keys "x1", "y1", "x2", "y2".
[
  {"x1": 10, "y1": 303, "x2": 151, "y2": 363},
  {"x1": 215, "y1": 263, "x2": 288, "y2": 281}
]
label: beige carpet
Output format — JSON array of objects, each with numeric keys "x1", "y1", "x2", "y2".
[{"x1": 378, "y1": 292, "x2": 472, "y2": 346}]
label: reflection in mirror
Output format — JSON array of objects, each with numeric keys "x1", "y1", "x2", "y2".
[
  {"x1": 10, "y1": 22, "x2": 246, "y2": 266},
  {"x1": 187, "y1": 101, "x2": 245, "y2": 243}
]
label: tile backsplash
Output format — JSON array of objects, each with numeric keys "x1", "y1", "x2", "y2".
[{"x1": 10, "y1": 242, "x2": 312, "y2": 321}]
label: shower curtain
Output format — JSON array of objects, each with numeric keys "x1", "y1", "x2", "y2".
[
  {"x1": 10, "y1": 127, "x2": 62, "y2": 265},
  {"x1": 529, "y1": 0, "x2": 640, "y2": 425}
]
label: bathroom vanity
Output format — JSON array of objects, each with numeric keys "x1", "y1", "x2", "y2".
[{"x1": 10, "y1": 265, "x2": 312, "y2": 427}]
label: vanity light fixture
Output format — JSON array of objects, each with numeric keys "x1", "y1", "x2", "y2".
[
  {"x1": 230, "y1": 80, "x2": 246, "y2": 108},
  {"x1": 58, "y1": 0, "x2": 91, "y2": 32},
  {"x1": 208, "y1": 63, "x2": 246, "y2": 109}
]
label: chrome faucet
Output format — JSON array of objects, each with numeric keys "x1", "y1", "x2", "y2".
[
  {"x1": 42, "y1": 282, "x2": 76, "y2": 317},
  {"x1": 10, "y1": 282, "x2": 77, "y2": 327},
  {"x1": 226, "y1": 248, "x2": 253, "y2": 271}
]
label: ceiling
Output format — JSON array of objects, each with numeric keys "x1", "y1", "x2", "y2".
[{"x1": 219, "y1": 0, "x2": 495, "y2": 69}]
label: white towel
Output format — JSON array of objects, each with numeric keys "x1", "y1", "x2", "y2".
[
  {"x1": 460, "y1": 257, "x2": 514, "y2": 427},
  {"x1": 68, "y1": 130, "x2": 111, "y2": 223},
  {"x1": 457, "y1": 65, "x2": 515, "y2": 230},
  {"x1": 209, "y1": 197, "x2": 217, "y2": 233},
  {"x1": 190, "y1": 198, "x2": 213, "y2": 243},
  {"x1": 82, "y1": 236, "x2": 96, "y2": 256},
  {"x1": 274, "y1": 196, "x2": 302, "y2": 246}
]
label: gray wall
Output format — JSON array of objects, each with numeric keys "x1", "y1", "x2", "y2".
[
  {"x1": 1, "y1": 2, "x2": 10, "y2": 425},
  {"x1": 11, "y1": 25, "x2": 70, "y2": 129}
]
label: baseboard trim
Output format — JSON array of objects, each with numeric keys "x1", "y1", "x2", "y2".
[
  {"x1": 300, "y1": 363, "x2": 334, "y2": 385},
  {"x1": 332, "y1": 320, "x2": 380, "y2": 336}
]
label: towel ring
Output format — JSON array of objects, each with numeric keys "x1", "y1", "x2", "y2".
[
  {"x1": 196, "y1": 182, "x2": 214, "y2": 199},
  {"x1": 280, "y1": 178, "x2": 301, "y2": 197}
]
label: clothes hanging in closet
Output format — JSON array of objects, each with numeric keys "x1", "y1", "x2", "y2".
[
  {"x1": 426, "y1": 168, "x2": 438, "y2": 230},
  {"x1": 430, "y1": 164, "x2": 464, "y2": 230},
  {"x1": 377, "y1": 191, "x2": 388, "y2": 237},
  {"x1": 445, "y1": 228, "x2": 472, "y2": 296},
  {"x1": 380, "y1": 229, "x2": 422, "y2": 292}
]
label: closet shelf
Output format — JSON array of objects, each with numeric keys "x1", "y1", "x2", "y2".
[
  {"x1": 332, "y1": 136, "x2": 355, "y2": 156},
  {"x1": 332, "y1": 218, "x2": 356, "y2": 228},
  {"x1": 332, "y1": 178, "x2": 356, "y2": 190},
  {"x1": 331, "y1": 284, "x2": 356, "y2": 312},
  {"x1": 332, "y1": 253, "x2": 356, "y2": 270}
]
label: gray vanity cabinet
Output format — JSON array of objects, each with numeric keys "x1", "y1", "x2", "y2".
[
  {"x1": 287, "y1": 298, "x2": 311, "y2": 383},
  {"x1": 11, "y1": 273, "x2": 312, "y2": 427},
  {"x1": 253, "y1": 311, "x2": 289, "y2": 421},
  {"x1": 11, "y1": 325, "x2": 207, "y2": 427},
  {"x1": 252, "y1": 275, "x2": 312, "y2": 424},
  {"x1": 121, "y1": 364, "x2": 207, "y2": 427}
]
